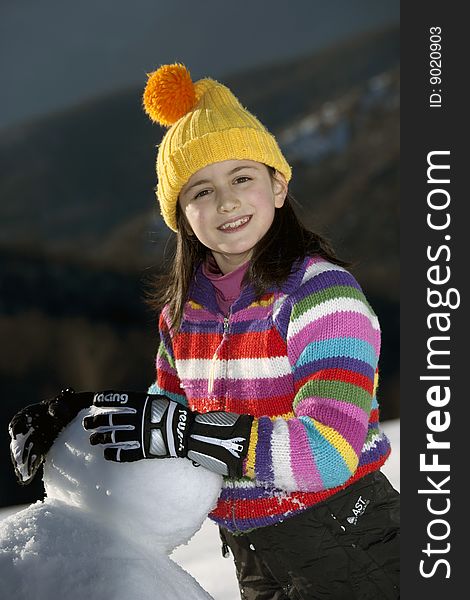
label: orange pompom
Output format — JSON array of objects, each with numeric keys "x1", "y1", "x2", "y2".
[{"x1": 143, "y1": 63, "x2": 197, "y2": 127}]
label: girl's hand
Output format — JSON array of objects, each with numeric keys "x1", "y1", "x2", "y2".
[
  {"x1": 83, "y1": 390, "x2": 253, "y2": 478},
  {"x1": 82, "y1": 391, "x2": 194, "y2": 462}
]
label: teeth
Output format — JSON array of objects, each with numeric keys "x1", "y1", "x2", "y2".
[{"x1": 220, "y1": 216, "x2": 250, "y2": 230}]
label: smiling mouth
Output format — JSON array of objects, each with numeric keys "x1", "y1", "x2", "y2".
[{"x1": 218, "y1": 215, "x2": 252, "y2": 231}]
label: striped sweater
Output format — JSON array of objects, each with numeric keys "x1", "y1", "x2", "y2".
[{"x1": 149, "y1": 255, "x2": 391, "y2": 533}]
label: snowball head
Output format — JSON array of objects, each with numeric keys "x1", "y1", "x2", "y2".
[{"x1": 43, "y1": 407, "x2": 223, "y2": 553}]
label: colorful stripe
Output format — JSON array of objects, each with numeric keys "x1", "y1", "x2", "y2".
[{"x1": 151, "y1": 256, "x2": 391, "y2": 532}]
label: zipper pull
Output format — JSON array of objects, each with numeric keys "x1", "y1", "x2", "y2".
[
  {"x1": 208, "y1": 316, "x2": 229, "y2": 395},
  {"x1": 190, "y1": 434, "x2": 246, "y2": 457}
]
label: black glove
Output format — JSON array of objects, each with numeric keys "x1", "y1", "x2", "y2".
[
  {"x1": 83, "y1": 391, "x2": 253, "y2": 478},
  {"x1": 83, "y1": 391, "x2": 193, "y2": 461},
  {"x1": 9, "y1": 388, "x2": 94, "y2": 485},
  {"x1": 188, "y1": 411, "x2": 253, "y2": 478}
]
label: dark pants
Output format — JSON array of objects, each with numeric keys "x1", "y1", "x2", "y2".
[{"x1": 220, "y1": 471, "x2": 400, "y2": 600}]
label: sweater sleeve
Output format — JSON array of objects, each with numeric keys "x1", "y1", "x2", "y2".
[
  {"x1": 147, "y1": 307, "x2": 188, "y2": 406},
  {"x1": 243, "y1": 263, "x2": 380, "y2": 492}
]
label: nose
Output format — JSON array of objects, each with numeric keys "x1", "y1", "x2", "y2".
[{"x1": 217, "y1": 188, "x2": 240, "y2": 213}]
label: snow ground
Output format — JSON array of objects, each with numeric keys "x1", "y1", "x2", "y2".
[{"x1": 1, "y1": 419, "x2": 399, "y2": 600}]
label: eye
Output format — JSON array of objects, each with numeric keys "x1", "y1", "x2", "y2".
[
  {"x1": 194, "y1": 188, "x2": 211, "y2": 200},
  {"x1": 234, "y1": 176, "x2": 251, "y2": 184}
]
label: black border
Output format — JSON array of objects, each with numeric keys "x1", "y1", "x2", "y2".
[{"x1": 401, "y1": 2, "x2": 466, "y2": 595}]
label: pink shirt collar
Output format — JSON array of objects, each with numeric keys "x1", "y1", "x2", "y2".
[{"x1": 202, "y1": 255, "x2": 250, "y2": 315}]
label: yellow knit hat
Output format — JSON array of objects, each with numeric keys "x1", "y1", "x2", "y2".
[{"x1": 142, "y1": 63, "x2": 292, "y2": 231}]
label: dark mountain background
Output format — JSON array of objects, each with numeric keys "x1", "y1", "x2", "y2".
[
  {"x1": 1, "y1": 0, "x2": 399, "y2": 130},
  {"x1": 0, "y1": 25, "x2": 399, "y2": 507}
]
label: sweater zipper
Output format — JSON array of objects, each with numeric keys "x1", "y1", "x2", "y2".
[{"x1": 208, "y1": 315, "x2": 230, "y2": 395}]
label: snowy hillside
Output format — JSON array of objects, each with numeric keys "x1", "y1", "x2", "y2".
[{"x1": 278, "y1": 70, "x2": 399, "y2": 165}]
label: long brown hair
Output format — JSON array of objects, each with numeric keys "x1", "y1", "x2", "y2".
[{"x1": 147, "y1": 167, "x2": 349, "y2": 330}]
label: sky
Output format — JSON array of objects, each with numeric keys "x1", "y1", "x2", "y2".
[{"x1": 0, "y1": 0, "x2": 399, "y2": 130}]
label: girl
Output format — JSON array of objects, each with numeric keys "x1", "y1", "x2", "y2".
[{"x1": 10, "y1": 64, "x2": 399, "y2": 599}]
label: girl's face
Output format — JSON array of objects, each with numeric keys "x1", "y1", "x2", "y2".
[{"x1": 179, "y1": 159, "x2": 287, "y2": 274}]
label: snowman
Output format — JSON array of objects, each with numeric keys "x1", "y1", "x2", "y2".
[{"x1": 0, "y1": 406, "x2": 223, "y2": 600}]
